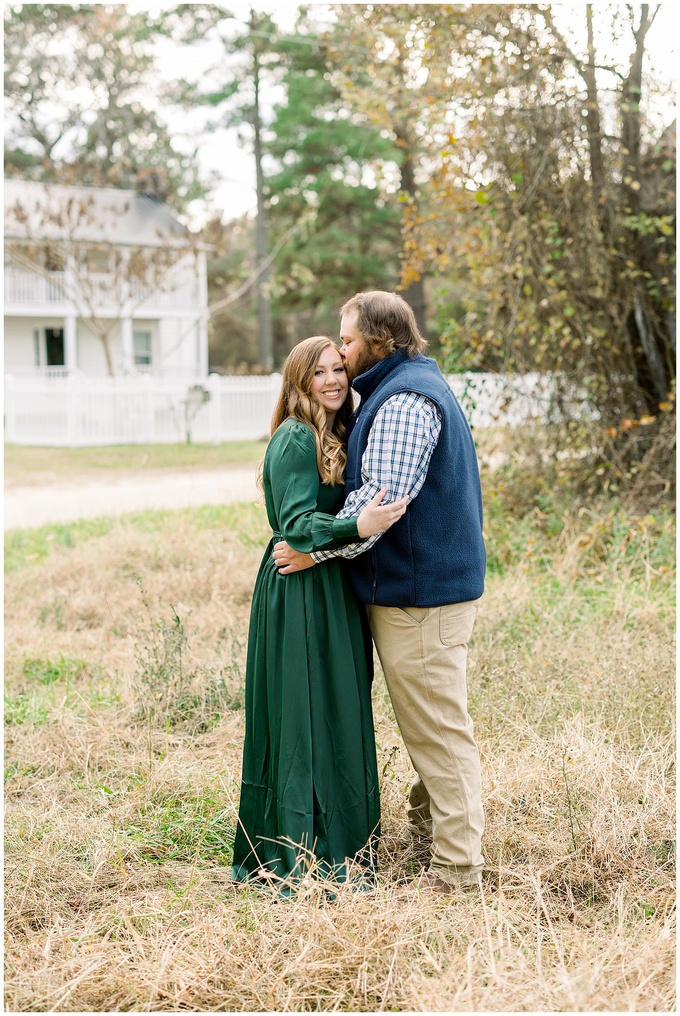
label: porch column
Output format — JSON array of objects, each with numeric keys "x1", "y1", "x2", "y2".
[
  {"x1": 197, "y1": 317, "x2": 209, "y2": 378},
  {"x1": 197, "y1": 249, "x2": 209, "y2": 377},
  {"x1": 120, "y1": 248, "x2": 134, "y2": 374},
  {"x1": 64, "y1": 254, "x2": 78, "y2": 372},
  {"x1": 64, "y1": 314, "x2": 78, "y2": 371}
]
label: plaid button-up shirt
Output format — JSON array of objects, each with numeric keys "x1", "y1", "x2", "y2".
[{"x1": 312, "y1": 391, "x2": 442, "y2": 562}]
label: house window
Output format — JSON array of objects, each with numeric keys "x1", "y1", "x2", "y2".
[
  {"x1": 44, "y1": 245, "x2": 65, "y2": 272},
  {"x1": 133, "y1": 330, "x2": 152, "y2": 367},
  {"x1": 84, "y1": 247, "x2": 110, "y2": 273},
  {"x1": 45, "y1": 328, "x2": 65, "y2": 366}
]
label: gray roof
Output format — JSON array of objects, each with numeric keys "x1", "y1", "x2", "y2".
[{"x1": 4, "y1": 179, "x2": 193, "y2": 248}]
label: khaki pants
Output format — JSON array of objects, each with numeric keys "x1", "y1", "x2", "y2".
[{"x1": 367, "y1": 600, "x2": 485, "y2": 886}]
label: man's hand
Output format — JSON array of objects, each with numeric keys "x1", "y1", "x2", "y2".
[{"x1": 273, "y1": 541, "x2": 315, "y2": 574}]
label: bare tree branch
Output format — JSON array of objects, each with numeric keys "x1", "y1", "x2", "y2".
[{"x1": 208, "y1": 215, "x2": 312, "y2": 314}]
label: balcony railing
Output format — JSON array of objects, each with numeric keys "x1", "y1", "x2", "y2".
[
  {"x1": 4, "y1": 268, "x2": 204, "y2": 311},
  {"x1": 4, "y1": 268, "x2": 66, "y2": 304}
]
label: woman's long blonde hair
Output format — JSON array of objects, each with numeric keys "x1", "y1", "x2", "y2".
[{"x1": 259, "y1": 336, "x2": 353, "y2": 489}]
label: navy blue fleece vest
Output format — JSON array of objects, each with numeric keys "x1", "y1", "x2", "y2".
[{"x1": 345, "y1": 350, "x2": 486, "y2": 607}]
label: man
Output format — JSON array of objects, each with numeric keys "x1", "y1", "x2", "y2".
[{"x1": 273, "y1": 290, "x2": 486, "y2": 892}]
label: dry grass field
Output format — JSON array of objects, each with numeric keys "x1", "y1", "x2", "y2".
[{"x1": 4, "y1": 451, "x2": 676, "y2": 1011}]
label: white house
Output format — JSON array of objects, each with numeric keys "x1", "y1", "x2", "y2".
[
  {"x1": 4, "y1": 179, "x2": 209, "y2": 379},
  {"x1": 2, "y1": 182, "x2": 557, "y2": 448}
]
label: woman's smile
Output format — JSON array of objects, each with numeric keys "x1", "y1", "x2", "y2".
[{"x1": 311, "y1": 346, "x2": 349, "y2": 421}]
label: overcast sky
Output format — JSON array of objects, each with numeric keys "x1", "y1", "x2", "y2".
[{"x1": 145, "y1": 0, "x2": 322, "y2": 226}]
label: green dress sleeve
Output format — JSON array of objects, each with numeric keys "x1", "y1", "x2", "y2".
[{"x1": 265, "y1": 420, "x2": 359, "y2": 553}]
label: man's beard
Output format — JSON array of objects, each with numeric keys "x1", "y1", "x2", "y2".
[{"x1": 344, "y1": 340, "x2": 382, "y2": 381}]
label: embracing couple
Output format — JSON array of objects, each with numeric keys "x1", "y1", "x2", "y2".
[{"x1": 232, "y1": 290, "x2": 486, "y2": 895}]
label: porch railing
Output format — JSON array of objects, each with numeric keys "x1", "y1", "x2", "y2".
[{"x1": 4, "y1": 268, "x2": 203, "y2": 312}]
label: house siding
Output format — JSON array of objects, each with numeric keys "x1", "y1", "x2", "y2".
[
  {"x1": 76, "y1": 320, "x2": 118, "y2": 375},
  {"x1": 4, "y1": 181, "x2": 208, "y2": 380}
]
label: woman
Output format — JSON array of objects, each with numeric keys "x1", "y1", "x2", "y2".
[{"x1": 232, "y1": 336, "x2": 407, "y2": 891}]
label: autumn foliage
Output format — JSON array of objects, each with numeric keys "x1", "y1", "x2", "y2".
[{"x1": 331, "y1": 3, "x2": 675, "y2": 506}]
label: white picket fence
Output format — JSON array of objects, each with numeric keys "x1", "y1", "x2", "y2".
[{"x1": 4, "y1": 371, "x2": 556, "y2": 447}]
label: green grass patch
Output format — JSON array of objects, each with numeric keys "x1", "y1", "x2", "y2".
[
  {"x1": 129, "y1": 791, "x2": 235, "y2": 865},
  {"x1": 4, "y1": 440, "x2": 267, "y2": 482},
  {"x1": 5, "y1": 502, "x2": 269, "y2": 573},
  {"x1": 21, "y1": 655, "x2": 89, "y2": 685},
  {"x1": 3, "y1": 690, "x2": 51, "y2": 726},
  {"x1": 4, "y1": 683, "x2": 121, "y2": 726},
  {"x1": 468, "y1": 494, "x2": 675, "y2": 741},
  {"x1": 5, "y1": 517, "x2": 117, "y2": 573},
  {"x1": 5, "y1": 655, "x2": 120, "y2": 723}
]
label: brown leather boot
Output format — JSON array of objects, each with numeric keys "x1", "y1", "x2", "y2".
[{"x1": 418, "y1": 871, "x2": 481, "y2": 894}]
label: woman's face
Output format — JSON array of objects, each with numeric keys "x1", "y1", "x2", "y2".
[{"x1": 310, "y1": 345, "x2": 349, "y2": 419}]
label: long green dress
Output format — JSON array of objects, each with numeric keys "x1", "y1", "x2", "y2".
[{"x1": 232, "y1": 418, "x2": 380, "y2": 888}]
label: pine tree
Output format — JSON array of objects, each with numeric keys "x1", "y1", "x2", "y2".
[
  {"x1": 264, "y1": 12, "x2": 403, "y2": 350},
  {"x1": 174, "y1": 7, "x2": 288, "y2": 368}
]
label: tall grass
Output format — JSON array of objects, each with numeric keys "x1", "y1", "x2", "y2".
[{"x1": 4, "y1": 487, "x2": 675, "y2": 1011}]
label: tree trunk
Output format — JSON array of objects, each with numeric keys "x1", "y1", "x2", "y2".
[
  {"x1": 397, "y1": 130, "x2": 427, "y2": 338},
  {"x1": 97, "y1": 331, "x2": 115, "y2": 376},
  {"x1": 620, "y1": 7, "x2": 646, "y2": 218},
  {"x1": 252, "y1": 26, "x2": 273, "y2": 371},
  {"x1": 620, "y1": 5, "x2": 671, "y2": 409},
  {"x1": 584, "y1": 7, "x2": 607, "y2": 209}
]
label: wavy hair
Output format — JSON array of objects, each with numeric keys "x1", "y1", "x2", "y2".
[
  {"x1": 259, "y1": 336, "x2": 353, "y2": 490},
  {"x1": 341, "y1": 290, "x2": 427, "y2": 358}
]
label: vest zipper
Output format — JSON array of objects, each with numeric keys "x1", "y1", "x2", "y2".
[{"x1": 371, "y1": 549, "x2": 377, "y2": 603}]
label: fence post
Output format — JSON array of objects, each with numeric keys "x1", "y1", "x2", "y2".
[
  {"x1": 67, "y1": 373, "x2": 78, "y2": 447},
  {"x1": 144, "y1": 373, "x2": 154, "y2": 443},
  {"x1": 208, "y1": 373, "x2": 221, "y2": 444}
]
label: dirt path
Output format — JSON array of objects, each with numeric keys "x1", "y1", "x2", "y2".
[{"x1": 4, "y1": 466, "x2": 259, "y2": 530}]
